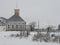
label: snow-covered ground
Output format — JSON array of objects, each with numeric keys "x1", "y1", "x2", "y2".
[{"x1": 0, "y1": 31, "x2": 60, "y2": 45}]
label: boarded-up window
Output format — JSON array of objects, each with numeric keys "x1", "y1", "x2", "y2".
[
  {"x1": 16, "y1": 25, "x2": 18, "y2": 28},
  {"x1": 12, "y1": 25, "x2": 14, "y2": 28}
]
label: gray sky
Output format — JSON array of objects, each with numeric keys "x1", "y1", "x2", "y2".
[{"x1": 0, "y1": 0, "x2": 60, "y2": 28}]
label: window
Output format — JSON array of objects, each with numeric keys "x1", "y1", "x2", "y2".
[
  {"x1": 16, "y1": 25, "x2": 18, "y2": 28},
  {"x1": 20, "y1": 25, "x2": 22, "y2": 28},
  {"x1": 8, "y1": 25, "x2": 9, "y2": 28},
  {"x1": 12, "y1": 25, "x2": 14, "y2": 28},
  {"x1": 0, "y1": 20, "x2": 1, "y2": 22}
]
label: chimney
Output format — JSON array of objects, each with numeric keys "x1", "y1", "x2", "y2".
[{"x1": 14, "y1": 9, "x2": 20, "y2": 15}]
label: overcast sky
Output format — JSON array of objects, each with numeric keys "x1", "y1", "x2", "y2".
[{"x1": 0, "y1": 0, "x2": 60, "y2": 28}]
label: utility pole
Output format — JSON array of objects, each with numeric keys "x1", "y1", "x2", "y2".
[
  {"x1": 38, "y1": 20, "x2": 40, "y2": 30},
  {"x1": 38, "y1": 19, "x2": 40, "y2": 33}
]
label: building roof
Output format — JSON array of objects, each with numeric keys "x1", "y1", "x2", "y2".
[
  {"x1": 0, "y1": 17, "x2": 7, "y2": 20},
  {"x1": 7, "y1": 14, "x2": 25, "y2": 22},
  {"x1": 0, "y1": 22, "x2": 5, "y2": 26},
  {"x1": 7, "y1": 9, "x2": 25, "y2": 22}
]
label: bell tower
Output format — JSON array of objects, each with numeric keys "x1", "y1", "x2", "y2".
[{"x1": 14, "y1": 9, "x2": 20, "y2": 15}]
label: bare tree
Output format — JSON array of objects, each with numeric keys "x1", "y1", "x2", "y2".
[{"x1": 46, "y1": 25, "x2": 55, "y2": 32}]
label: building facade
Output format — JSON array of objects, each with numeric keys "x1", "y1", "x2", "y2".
[
  {"x1": 0, "y1": 8, "x2": 31, "y2": 31},
  {"x1": 6, "y1": 9, "x2": 26, "y2": 31},
  {"x1": 0, "y1": 9, "x2": 28, "y2": 31}
]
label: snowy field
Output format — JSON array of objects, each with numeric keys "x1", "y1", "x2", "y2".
[{"x1": 0, "y1": 31, "x2": 60, "y2": 45}]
